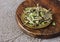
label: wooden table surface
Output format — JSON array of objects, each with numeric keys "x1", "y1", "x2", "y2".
[{"x1": 0, "y1": 0, "x2": 60, "y2": 42}]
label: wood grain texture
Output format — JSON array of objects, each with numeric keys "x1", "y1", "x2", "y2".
[{"x1": 16, "y1": 0, "x2": 60, "y2": 39}]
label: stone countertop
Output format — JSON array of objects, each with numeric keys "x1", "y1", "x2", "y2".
[{"x1": 0, "y1": 0, "x2": 60, "y2": 42}]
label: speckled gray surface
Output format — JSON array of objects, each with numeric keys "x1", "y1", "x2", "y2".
[{"x1": 0, "y1": 0, "x2": 60, "y2": 42}]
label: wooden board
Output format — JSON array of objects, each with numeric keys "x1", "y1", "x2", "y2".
[{"x1": 16, "y1": 0, "x2": 60, "y2": 39}]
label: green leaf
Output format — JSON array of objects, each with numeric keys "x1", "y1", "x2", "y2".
[{"x1": 52, "y1": 21, "x2": 56, "y2": 26}]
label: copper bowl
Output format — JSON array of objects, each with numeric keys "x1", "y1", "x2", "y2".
[{"x1": 16, "y1": 0, "x2": 60, "y2": 39}]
